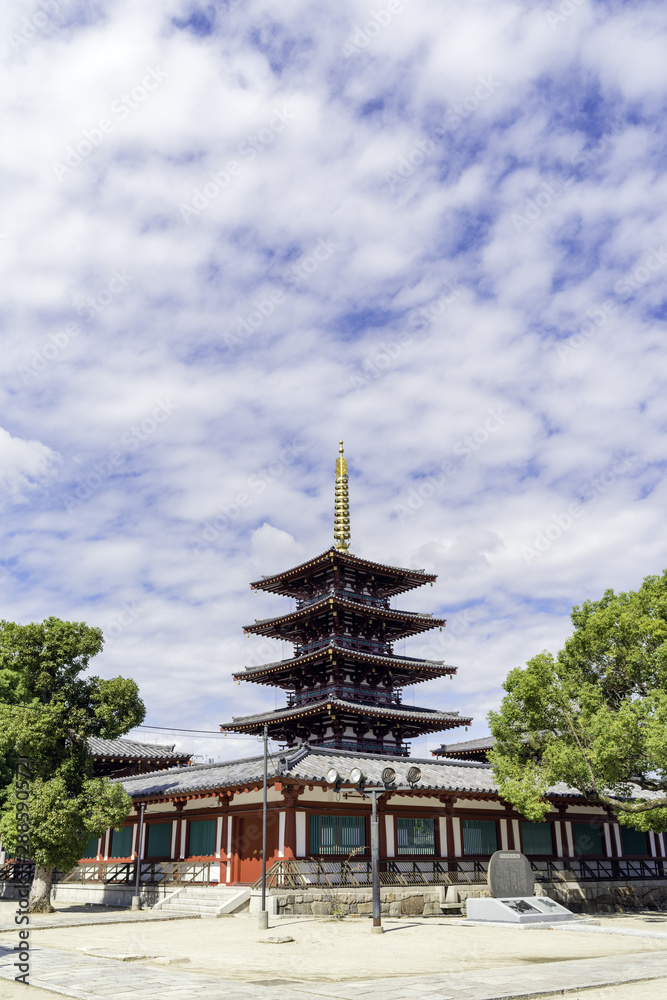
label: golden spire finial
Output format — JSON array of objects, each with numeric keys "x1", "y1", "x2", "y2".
[{"x1": 334, "y1": 440, "x2": 350, "y2": 551}]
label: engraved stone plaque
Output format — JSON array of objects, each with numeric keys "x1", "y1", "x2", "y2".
[{"x1": 487, "y1": 850, "x2": 535, "y2": 899}]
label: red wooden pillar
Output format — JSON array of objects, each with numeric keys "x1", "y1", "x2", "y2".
[{"x1": 278, "y1": 783, "x2": 303, "y2": 860}]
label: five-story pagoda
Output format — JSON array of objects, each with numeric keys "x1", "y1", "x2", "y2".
[{"x1": 220, "y1": 443, "x2": 470, "y2": 755}]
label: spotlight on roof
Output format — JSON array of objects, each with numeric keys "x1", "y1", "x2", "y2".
[
  {"x1": 348, "y1": 767, "x2": 365, "y2": 790},
  {"x1": 326, "y1": 767, "x2": 341, "y2": 785},
  {"x1": 407, "y1": 766, "x2": 422, "y2": 786},
  {"x1": 381, "y1": 766, "x2": 396, "y2": 786}
]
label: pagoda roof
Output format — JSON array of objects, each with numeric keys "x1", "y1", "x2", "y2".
[
  {"x1": 432, "y1": 736, "x2": 496, "y2": 758},
  {"x1": 233, "y1": 644, "x2": 457, "y2": 686},
  {"x1": 244, "y1": 593, "x2": 444, "y2": 640},
  {"x1": 116, "y1": 744, "x2": 589, "y2": 803},
  {"x1": 251, "y1": 547, "x2": 436, "y2": 597},
  {"x1": 220, "y1": 696, "x2": 468, "y2": 732}
]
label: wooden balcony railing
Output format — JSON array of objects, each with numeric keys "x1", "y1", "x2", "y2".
[{"x1": 252, "y1": 857, "x2": 667, "y2": 890}]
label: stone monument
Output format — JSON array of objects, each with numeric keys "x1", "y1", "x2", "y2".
[{"x1": 466, "y1": 850, "x2": 578, "y2": 924}]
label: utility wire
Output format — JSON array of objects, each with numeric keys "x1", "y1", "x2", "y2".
[{"x1": 135, "y1": 724, "x2": 278, "y2": 741}]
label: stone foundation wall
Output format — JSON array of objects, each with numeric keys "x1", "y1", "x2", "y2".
[
  {"x1": 273, "y1": 880, "x2": 667, "y2": 917},
  {"x1": 274, "y1": 887, "x2": 445, "y2": 917},
  {"x1": 536, "y1": 880, "x2": 667, "y2": 914}
]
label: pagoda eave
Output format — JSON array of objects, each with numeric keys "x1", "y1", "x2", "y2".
[
  {"x1": 250, "y1": 547, "x2": 436, "y2": 598},
  {"x1": 233, "y1": 647, "x2": 457, "y2": 688},
  {"x1": 220, "y1": 697, "x2": 469, "y2": 736}
]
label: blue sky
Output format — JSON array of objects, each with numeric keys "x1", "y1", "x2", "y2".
[{"x1": 2, "y1": 0, "x2": 667, "y2": 761}]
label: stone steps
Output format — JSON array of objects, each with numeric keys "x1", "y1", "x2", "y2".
[{"x1": 155, "y1": 885, "x2": 251, "y2": 917}]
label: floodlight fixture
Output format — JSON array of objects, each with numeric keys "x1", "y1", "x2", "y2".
[
  {"x1": 381, "y1": 766, "x2": 396, "y2": 786},
  {"x1": 407, "y1": 766, "x2": 422, "y2": 785},
  {"x1": 348, "y1": 767, "x2": 365, "y2": 789},
  {"x1": 326, "y1": 767, "x2": 341, "y2": 784}
]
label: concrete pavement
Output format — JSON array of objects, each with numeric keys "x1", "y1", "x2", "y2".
[{"x1": 1, "y1": 937, "x2": 667, "y2": 1000}]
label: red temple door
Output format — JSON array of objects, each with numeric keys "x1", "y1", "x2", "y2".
[{"x1": 236, "y1": 816, "x2": 265, "y2": 883}]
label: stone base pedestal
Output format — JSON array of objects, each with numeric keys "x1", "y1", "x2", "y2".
[{"x1": 467, "y1": 895, "x2": 577, "y2": 924}]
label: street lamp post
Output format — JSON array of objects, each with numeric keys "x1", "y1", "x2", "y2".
[
  {"x1": 259, "y1": 724, "x2": 269, "y2": 930},
  {"x1": 326, "y1": 765, "x2": 421, "y2": 934},
  {"x1": 132, "y1": 801, "x2": 145, "y2": 908},
  {"x1": 370, "y1": 789, "x2": 382, "y2": 933}
]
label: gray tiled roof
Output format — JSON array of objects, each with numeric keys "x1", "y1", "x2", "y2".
[
  {"x1": 433, "y1": 736, "x2": 496, "y2": 753},
  {"x1": 88, "y1": 737, "x2": 188, "y2": 759},
  {"x1": 116, "y1": 744, "x2": 585, "y2": 801},
  {"x1": 224, "y1": 697, "x2": 467, "y2": 727}
]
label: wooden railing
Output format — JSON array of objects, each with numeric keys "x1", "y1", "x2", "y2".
[
  {"x1": 253, "y1": 857, "x2": 667, "y2": 890},
  {"x1": 0, "y1": 860, "x2": 216, "y2": 886},
  {"x1": 60, "y1": 860, "x2": 215, "y2": 885}
]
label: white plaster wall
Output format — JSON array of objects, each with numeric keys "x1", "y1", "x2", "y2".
[
  {"x1": 452, "y1": 817, "x2": 462, "y2": 857},
  {"x1": 499, "y1": 819, "x2": 508, "y2": 851},
  {"x1": 182, "y1": 798, "x2": 219, "y2": 812},
  {"x1": 385, "y1": 815, "x2": 395, "y2": 858},
  {"x1": 296, "y1": 812, "x2": 306, "y2": 857},
  {"x1": 554, "y1": 823, "x2": 563, "y2": 858},
  {"x1": 454, "y1": 799, "x2": 504, "y2": 811},
  {"x1": 438, "y1": 816, "x2": 448, "y2": 857},
  {"x1": 565, "y1": 822, "x2": 574, "y2": 858},
  {"x1": 613, "y1": 825, "x2": 622, "y2": 856},
  {"x1": 278, "y1": 811, "x2": 286, "y2": 858}
]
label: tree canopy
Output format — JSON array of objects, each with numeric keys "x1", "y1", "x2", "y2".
[
  {"x1": 488, "y1": 571, "x2": 667, "y2": 833},
  {"x1": 0, "y1": 617, "x2": 146, "y2": 909}
]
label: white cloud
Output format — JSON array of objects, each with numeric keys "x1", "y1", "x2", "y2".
[
  {"x1": 0, "y1": 428, "x2": 60, "y2": 504},
  {"x1": 1, "y1": 0, "x2": 666, "y2": 755}
]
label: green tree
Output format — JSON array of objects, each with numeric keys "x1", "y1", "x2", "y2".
[
  {"x1": 488, "y1": 571, "x2": 667, "y2": 833},
  {"x1": 0, "y1": 617, "x2": 145, "y2": 911}
]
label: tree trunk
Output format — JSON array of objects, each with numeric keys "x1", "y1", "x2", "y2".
[{"x1": 28, "y1": 865, "x2": 55, "y2": 913}]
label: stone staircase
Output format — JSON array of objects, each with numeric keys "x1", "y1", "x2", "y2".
[{"x1": 153, "y1": 884, "x2": 251, "y2": 917}]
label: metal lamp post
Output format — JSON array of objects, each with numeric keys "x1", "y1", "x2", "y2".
[
  {"x1": 326, "y1": 765, "x2": 421, "y2": 934},
  {"x1": 259, "y1": 724, "x2": 269, "y2": 930},
  {"x1": 132, "y1": 801, "x2": 146, "y2": 908}
]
